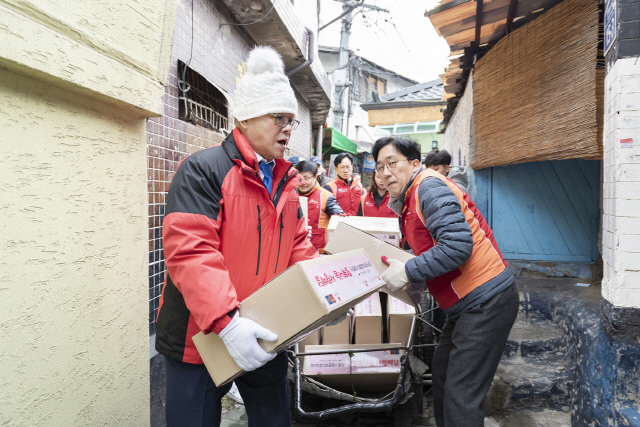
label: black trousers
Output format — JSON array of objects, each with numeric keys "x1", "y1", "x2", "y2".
[
  {"x1": 165, "y1": 352, "x2": 290, "y2": 427},
  {"x1": 432, "y1": 284, "x2": 519, "y2": 427}
]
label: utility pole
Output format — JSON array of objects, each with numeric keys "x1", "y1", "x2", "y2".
[{"x1": 329, "y1": 0, "x2": 388, "y2": 135}]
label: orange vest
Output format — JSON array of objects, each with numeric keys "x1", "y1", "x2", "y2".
[
  {"x1": 299, "y1": 184, "x2": 332, "y2": 251},
  {"x1": 402, "y1": 169, "x2": 508, "y2": 309},
  {"x1": 359, "y1": 192, "x2": 396, "y2": 218},
  {"x1": 325, "y1": 176, "x2": 363, "y2": 216}
]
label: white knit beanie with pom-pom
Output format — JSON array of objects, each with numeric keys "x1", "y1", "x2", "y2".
[{"x1": 232, "y1": 46, "x2": 298, "y2": 121}]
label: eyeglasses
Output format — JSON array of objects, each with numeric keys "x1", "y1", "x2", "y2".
[
  {"x1": 338, "y1": 165, "x2": 353, "y2": 171},
  {"x1": 376, "y1": 159, "x2": 409, "y2": 174},
  {"x1": 301, "y1": 174, "x2": 317, "y2": 183},
  {"x1": 270, "y1": 114, "x2": 300, "y2": 131}
]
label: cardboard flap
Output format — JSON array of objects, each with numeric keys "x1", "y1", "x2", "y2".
[
  {"x1": 325, "y1": 223, "x2": 418, "y2": 306},
  {"x1": 326, "y1": 215, "x2": 401, "y2": 233}
]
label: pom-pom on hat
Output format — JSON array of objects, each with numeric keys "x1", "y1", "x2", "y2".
[{"x1": 232, "y1": 46, "x2": 298, "y2": 122}]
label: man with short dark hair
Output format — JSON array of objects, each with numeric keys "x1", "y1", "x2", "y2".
[
  {"x1": 374, "y1": 136, "x2": 518, "y2": 427},
  {"x1": 424, "y1": 149, "x2": 452, "y2": 177},
  {"x1": 156, "y1": 46, "x2": 318, "y2": 427},
  {"x1": 323, "y1": 152, "x2": 364, "y2": 215}
]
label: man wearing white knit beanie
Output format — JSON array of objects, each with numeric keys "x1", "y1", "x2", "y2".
[{"x1": 156, "y1": 46, "x2": 319, "y2": 427}]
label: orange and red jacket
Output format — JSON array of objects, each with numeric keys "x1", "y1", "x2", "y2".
[
  {"x1": 401, "y1": 169, "x2": 512, "y2": 317},
  {"x1": 156, "y1": 128, "x2": 319, "y2": 364},
  {"x1": 356, "y1": 191, "x2": 396, "y2": 218},
  {"x1": 323, "y1": 176, "x2": 364, "y2": 216},
  {"x1": 298, "y1": 183, "x2": 343, "y2": 251}
]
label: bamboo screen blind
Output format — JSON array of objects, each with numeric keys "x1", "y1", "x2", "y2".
[{"x1": 471, "y1": 0, "x2": 601, "y2": 170}]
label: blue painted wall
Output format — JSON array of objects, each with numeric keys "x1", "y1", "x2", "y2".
[{"x1": 471, "y1": 160, "x2": 600, "y2": 263}]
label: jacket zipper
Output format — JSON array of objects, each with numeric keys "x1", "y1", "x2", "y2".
[
  {"x1": 274, "y1": 212, "x2": 284, "y2": 273},
  {"x1": 256, "y1": 205, "x2": 262, "y2": 275},
  {"x1": 271, "y1": 165, "x2": 295, "y2": 208}
]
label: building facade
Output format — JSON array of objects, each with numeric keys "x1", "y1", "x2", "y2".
[{"x1": 319, "y1": 45, "x2": 418, "y2": 144}]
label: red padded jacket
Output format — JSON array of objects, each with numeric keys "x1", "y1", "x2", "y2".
[{"x1": 156, "y1": 128, "x2": 319, "y2": 364}]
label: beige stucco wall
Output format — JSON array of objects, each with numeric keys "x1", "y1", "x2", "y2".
[
  {"x1": 0, "y1": 68, "x2": 150, "y2": 426},
  {"x1": 0, "y1": 0, "x2": 175, "y2": 116},
  {"x1": 0, "y1": 0, "x2": 176, "y2": 424},
  {"x1": 443, "y1": 73, "x2": 473, "y2": 166}
]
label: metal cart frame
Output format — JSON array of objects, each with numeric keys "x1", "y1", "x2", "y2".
[{"x1": 288, "y1": 295, "x2": 442, "y2": 422}]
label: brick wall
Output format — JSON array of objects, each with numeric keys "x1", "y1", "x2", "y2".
[{"x1": 147, "y1": 0, "x2": 315, "y2": 336}]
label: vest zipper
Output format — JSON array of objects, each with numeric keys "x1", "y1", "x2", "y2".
[
  {"x1": 274, "y1": 211, "x2": 284, "y2": 273},
  {"x1": 256, "y1": 205, "x2": 262, "y2": 275}
]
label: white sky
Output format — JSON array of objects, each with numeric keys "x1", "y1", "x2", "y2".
[{"x1": 318, "y1": 0, "x2": 451, "y2": 83}]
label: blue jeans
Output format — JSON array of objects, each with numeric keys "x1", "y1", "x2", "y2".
[{"x1": 165, "y1": 352, "x2": 290, "y2": 427}]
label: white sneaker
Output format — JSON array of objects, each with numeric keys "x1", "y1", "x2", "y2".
[{"x1": 225, "y1": 382, "x2": 244, "y2": 405}]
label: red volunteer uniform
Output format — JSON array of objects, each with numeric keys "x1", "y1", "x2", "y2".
[
  {"x1": 323, "y1": 176, "x2": 364, "y2": 216},
  {"x1": 357, "y1": 191, "x2": 396, "y2": 218}
]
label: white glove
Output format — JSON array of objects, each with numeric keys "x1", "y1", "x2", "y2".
[
  {"x1": 381, "y1": 258, "x2": 410, "y2": 291},
  {"x1": 218, "y1": 313, "x2": 278, "y2": 372}
]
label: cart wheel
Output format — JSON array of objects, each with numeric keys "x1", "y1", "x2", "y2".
[{"x1": 419, "y1": 292, "x2": 444, "y2": 371}]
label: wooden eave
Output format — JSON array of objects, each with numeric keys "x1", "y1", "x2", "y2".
[{"x1": 425, "y1": 0, "x2": 565, "y2": 125}]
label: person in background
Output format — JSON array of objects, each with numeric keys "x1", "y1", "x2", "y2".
[
  {"x1": 375, "y1": 136, "x2": 517, "y2": 427},
  {"x1": 424, "y1": 149, "x2": 451, "y2": 177},
  {"x1": 309, "y1": 156, "x2": 329, "y2": 186},
  {"x1": 287, "y1": 155, "x2": 303, "y2": 166},
  {"x1": 425, "y1": 149, "x2": 468, "y2": 193},
  {"x1": 155, "y1": 46, "x2": 318, "y2": 427},
  {"x1": 323, "y1": 152, "x2": 364, "y2": 216},
  {"x1": 295, "y1": 160, "x2": 344, "y2": 252},
  {"x1": 357, "y1": 170, "x2": 396, "y2": 218}
]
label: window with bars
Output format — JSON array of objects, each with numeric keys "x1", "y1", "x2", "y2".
[{"x1": 178, "y1": 61, "x2": 230, "y2": 133}]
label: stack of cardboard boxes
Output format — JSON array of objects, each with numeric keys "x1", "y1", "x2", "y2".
[
  {"x1": 300, "y1": 219, "x2": 418, "y2": 393},
  {"x1": 300, "y1": 292, "x2": 415, "y2": 392}
]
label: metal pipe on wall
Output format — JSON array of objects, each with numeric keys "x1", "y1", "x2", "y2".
[{"x1": 315, "y1": 125, "x2": 324, "y2": 158}]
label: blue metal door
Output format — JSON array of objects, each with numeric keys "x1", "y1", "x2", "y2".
[{"x1": 487, "y1": 160, "x2": 600, "y2": 263}]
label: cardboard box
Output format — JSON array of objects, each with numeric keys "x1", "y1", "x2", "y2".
[
  {"x1": 297, "y1": 329, "x2": 321, "y2": 351},
  {"x1": 322, "y1": 319, "x2": 351, "y2": 345},
  {"x1": 303, "y1": 343, "x2": 404, "y2": 393},
  {"x1": 192, "y1": 249, "x2": 385, "y2": 386},
  {"x1": 326, "y1": 216, "x2": 401, "y2": 247},
  {"x1": 325, "y1": 222, "x2": 421, "y2": 307},
  {"x1": 353, "y1": 293, "x2": 383, "y2": 344},
  {"x1": 387, "y1": 296, "x2": 416, "y2": 346}
]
